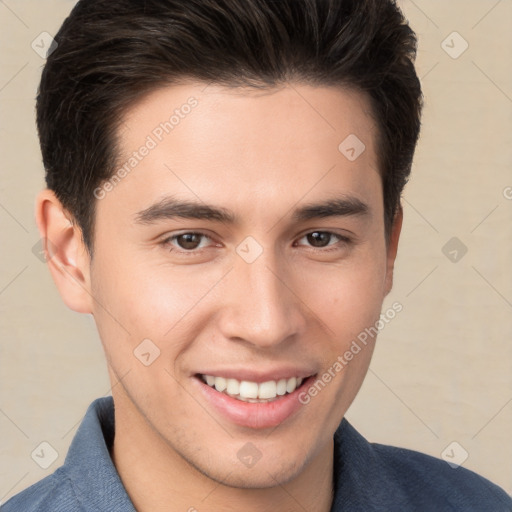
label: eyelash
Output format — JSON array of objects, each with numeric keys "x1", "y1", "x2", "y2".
[{"x1": 161, "y1": 231, "x2": 352, "y2": 255}]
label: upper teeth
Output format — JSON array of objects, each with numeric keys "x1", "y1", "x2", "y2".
[{"x1": 202, "y1": 375, "x2": 304, "y2": 401}]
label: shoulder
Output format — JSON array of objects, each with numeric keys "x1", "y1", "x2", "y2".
[
  {"x1": 372, "y1": 442, "x2": 512, "y2": 510},
  {"x1": 1, "y1": 397, "x2": 134, "y2": 512},
  {"x1": 0, "y1": 467, "x2": 82, "y2": 512},
  {"x1": 333, "y1": 420, "x2": 512, "y2": 511}
]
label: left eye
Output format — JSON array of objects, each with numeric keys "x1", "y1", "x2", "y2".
[{"x1": 296, "y1": 231, "x2": 346, "y2": 249}]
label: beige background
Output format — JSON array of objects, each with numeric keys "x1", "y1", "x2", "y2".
[{"x1": 1, "y1": 0, "x2": 511, "y2": 503}]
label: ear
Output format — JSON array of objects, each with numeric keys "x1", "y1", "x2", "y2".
[
  {"x1": 384, "y1": 205, "x2": 403, "y2": 296},
  {"x1": 35, "y1": 189, "x2": 93, "y2": 314}
]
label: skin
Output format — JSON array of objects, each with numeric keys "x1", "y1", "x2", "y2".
[{"x1": 37, "y1": 82, "x2": 402, "y2": 512}]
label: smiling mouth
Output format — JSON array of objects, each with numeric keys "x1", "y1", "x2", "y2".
[{"x1": 197, "y1": 374, "x2": 312, "y2": 403}]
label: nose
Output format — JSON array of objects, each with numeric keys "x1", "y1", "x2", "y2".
[{"x1": 217, "y1": 250, "x2": 307, "y2": 349}]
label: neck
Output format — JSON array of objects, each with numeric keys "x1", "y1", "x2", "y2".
[{"x1": 111, "y1": 391, "x2": 334, "y2": 512}]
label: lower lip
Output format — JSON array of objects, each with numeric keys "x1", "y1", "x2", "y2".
[{"x1": 193, "y1": 375, "x2": 315, "y2": 429}]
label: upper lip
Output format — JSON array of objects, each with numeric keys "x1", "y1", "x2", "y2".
[{"x1": 194, "y1": 367, "x2": 317, "y2": 383}]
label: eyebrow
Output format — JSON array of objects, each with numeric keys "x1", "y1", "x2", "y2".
[{"x1": 134, "y1": 195, "x2": 369, "y2": 225}]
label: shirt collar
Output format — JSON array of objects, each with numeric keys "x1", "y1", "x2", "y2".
[{"x1": 63, "y1": 396, "x2": 136, "y2": 511}]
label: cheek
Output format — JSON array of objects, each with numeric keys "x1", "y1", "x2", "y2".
[
  {"x1": 88, "y1": 252, "x2": 166, "y2": 361},
  {"x1": 298, "y1": 250, "x2": 388, "y2": 337},
  {"x1": 89, "y1": 252, "x2": 221, "y2": 366},
  {"x1": 91, "y1": 250, "x2": 181, "y2": 329}
]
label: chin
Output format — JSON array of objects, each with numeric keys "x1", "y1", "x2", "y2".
[{"x1": 204, "y1": 456, "x2": 305, "y2": 490}]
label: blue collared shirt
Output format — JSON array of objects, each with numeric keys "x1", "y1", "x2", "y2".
[{"x1": 2, "y1": 397, "x2": 511, "y2": 511}]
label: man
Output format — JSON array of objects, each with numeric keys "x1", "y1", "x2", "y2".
[{"x1": 2, "y1": 0, "x2": 511, "y2": 510}]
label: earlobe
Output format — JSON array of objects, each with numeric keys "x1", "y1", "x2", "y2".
[
  {"x1": 35, "y1": 189, "x2": 93, "y2": 314},
  {"x1": 384, "y1": 205, "x2": 403, "y2": 296}
]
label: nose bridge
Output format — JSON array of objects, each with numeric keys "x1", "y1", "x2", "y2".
[{"x1": 219, "y1": 246, "x2": 305, "y2": 347}]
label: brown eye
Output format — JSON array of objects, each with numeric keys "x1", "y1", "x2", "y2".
[
  {"x1": 174, "y1": 233, "x2": 204, "y2": 250},
  {"x1": 162, "y1": 232, "x2": 214, "y2": 252},
  {"x1": 295, "y1": 231, "x2": 351, "y2": 252},
  {"x1": 306, "y1": 231, "x2": 333, "y2": 247}
]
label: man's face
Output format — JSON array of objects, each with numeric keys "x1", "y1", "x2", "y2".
[{"x1": 88, "y1": 82, "x2": 398, "y2": 487}]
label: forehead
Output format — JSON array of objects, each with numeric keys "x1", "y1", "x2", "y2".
[
  {"x1": 100, "y1": 81, "x2": 381, "y2": 227},
  {"x1": 118, "y1": 81, "x2": 377, "y2": 158}
]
